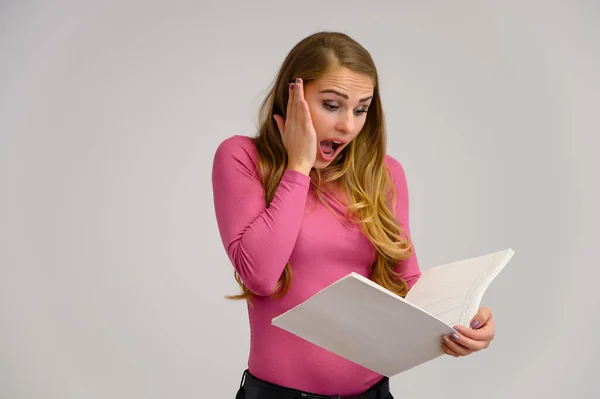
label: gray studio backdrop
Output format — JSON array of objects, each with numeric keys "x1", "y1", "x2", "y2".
[{"x1": 1, "y1": 1, "x2": 598, "y2": 398}]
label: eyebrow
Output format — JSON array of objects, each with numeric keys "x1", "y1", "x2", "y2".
[{"x1": 319, "y1": 89, "x2": 373, "y2": 103}]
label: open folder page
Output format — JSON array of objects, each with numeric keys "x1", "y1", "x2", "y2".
[{"x1": 271, "y1": 248, "x2": 514, "y2": 376}]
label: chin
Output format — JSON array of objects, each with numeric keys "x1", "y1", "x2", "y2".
[{"x1": 313, "y1": 160, "x2": 332, "y2": 170}]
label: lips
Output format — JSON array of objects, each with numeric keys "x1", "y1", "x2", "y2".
[{"x1": 318, "y1": 138, "x2": 347, "y2": 162}]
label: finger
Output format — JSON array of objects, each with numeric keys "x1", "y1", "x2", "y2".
[
  {"x1": 454, "y1": 318, "x2": 495, "y2": 343},
  {"x1": 294, "y1": 77, "x2": 306, "y2": 106},
  {"x1": 294, "y1": 77, "x2": 303, "y2": 103},
  {"x1": 286, "y1": 80, "x2": 296, "y2": 123},
  {"x1": 293, "y1": 78, "x2": 312, "y2": 125},
  {"x1": 441, "y1": 342, "x2": 460, "y2": 357},
  {"x1": 446, "y1": 328, "x2": 489, "y2": 352},
  {"x1": 442, "y1": 335, "x2": 473, "y2": 356},
  {"x1": 276, "y1": 80, "x2": 296, "y2": 137},
  {"x1": 470, "y1": 306, "x2": 492, "y2": 329}
]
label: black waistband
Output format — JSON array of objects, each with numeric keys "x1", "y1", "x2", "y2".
[{"x1": 239, "y1": 370, "x2": 390, "y2": 399}]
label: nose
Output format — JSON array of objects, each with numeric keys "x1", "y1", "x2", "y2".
[{"x1": 335, "y1": 110, "x2": 355, "y2": 135}]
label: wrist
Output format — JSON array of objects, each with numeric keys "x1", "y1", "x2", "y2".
[{"x1": 286, "y1": 162, "x2": 312, "y2": 176}]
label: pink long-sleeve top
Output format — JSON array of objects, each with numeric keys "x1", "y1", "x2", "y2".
[{"x1": 212, "y1": 135, "x2": 422, "y2": 396}]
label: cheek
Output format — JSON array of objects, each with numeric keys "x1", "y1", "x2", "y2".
[
  {"x1": 355, "y1": 119, "x2": 368, "y2": 136},
  {"x1": 308, "y1": 105, "x2": 333, "y2": 133},
  {"x1": 307, "y1": 104, "x2": 367, "y2": 139}
]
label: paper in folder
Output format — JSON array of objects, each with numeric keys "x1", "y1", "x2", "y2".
[{"x1": 272, "y1": 248, "x2": 514, "y2": 376}]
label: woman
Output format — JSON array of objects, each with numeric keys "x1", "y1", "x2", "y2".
[{"x1": 212, "y1": 31, "x2": 495, "y2": 399}]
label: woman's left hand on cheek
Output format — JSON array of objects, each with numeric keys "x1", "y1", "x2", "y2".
[{"x1": 441, "y1": 306, "x2": 495, "y2": 357}]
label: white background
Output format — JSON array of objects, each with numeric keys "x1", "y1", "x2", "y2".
[{"x1": 1, "y1": 1, "x2": 598, "y2": 398}]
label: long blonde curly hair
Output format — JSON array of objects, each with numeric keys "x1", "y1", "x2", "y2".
[{"x1": 227, "y1": 31, "x2": 413, "y2": 302}]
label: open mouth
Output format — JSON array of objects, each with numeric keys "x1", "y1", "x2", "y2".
[{"x1": 319, "y1": 139, "x2": 344, "y2": 158}]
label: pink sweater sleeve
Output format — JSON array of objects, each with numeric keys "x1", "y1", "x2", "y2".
[
  {"x1": 385, "y1": 156, "x2": 422, "y2": 289},
  {"x1": 212, "y1": 136, "x2": 311, "y2": 296}
]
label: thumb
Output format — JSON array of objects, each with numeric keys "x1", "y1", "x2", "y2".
[
  {"x1": 272, "y1": 114, "x2": 284, "y2": 136},
  {"x1": 470, "y1": 306, "x2": 492, "y2": 329}
]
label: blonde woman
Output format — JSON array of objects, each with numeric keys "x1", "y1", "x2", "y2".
[{"x1": 212, "y1": 31, "x2": 495, "y2": 399}]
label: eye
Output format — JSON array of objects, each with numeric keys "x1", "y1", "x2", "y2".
[
  {"x1": 323, "y1": 101, "x2": 339, "y2": 111},
  {"x1": 323, "y1": 101, "x2": 369, "y2": 116}
]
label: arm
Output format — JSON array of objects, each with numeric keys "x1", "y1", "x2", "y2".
[
  {"x1": 212, "y1": 136, "x2": 310, "y2": 296},
  {"x1": 385, "y1": 155, "x2": 422, "y2": 290}
]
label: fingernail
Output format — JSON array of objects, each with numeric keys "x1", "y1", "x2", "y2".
[
  {"x1": 296, "y1": 77, "x2": 302, "y2": 84},
  {"x1": 453, "y1": 326, "x2": 460, "y2": 332},
  {"x1": 442, "y1": 336, "x2": 450, "y2": 343},
  {"x1": 451, "y1": 333, "x2": 460, "y2": 341},
  {"x1": 471, "y1": 319, "x2": 480, "y2": 329},
  {"x1": 289, "y1": 83, "x2": 294, "y2": 90}
]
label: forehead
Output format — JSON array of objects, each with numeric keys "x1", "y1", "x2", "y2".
[{"x1": 308, "y1": 67, "x2": 374, "y2": 96}]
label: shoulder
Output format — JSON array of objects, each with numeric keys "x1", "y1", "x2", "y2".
[
  {"x1": 213, "y1": 135, "x2": 258, "y2": 166},
  {"x1": 212, "y1": 135, "x2": 260, "y2": 178},
  {"x1": 214, "y1": 134, "x2": 257, "y2": 160},
  {"x1": 384, "y1": 154, "x2": 408, "y2": 187}
]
